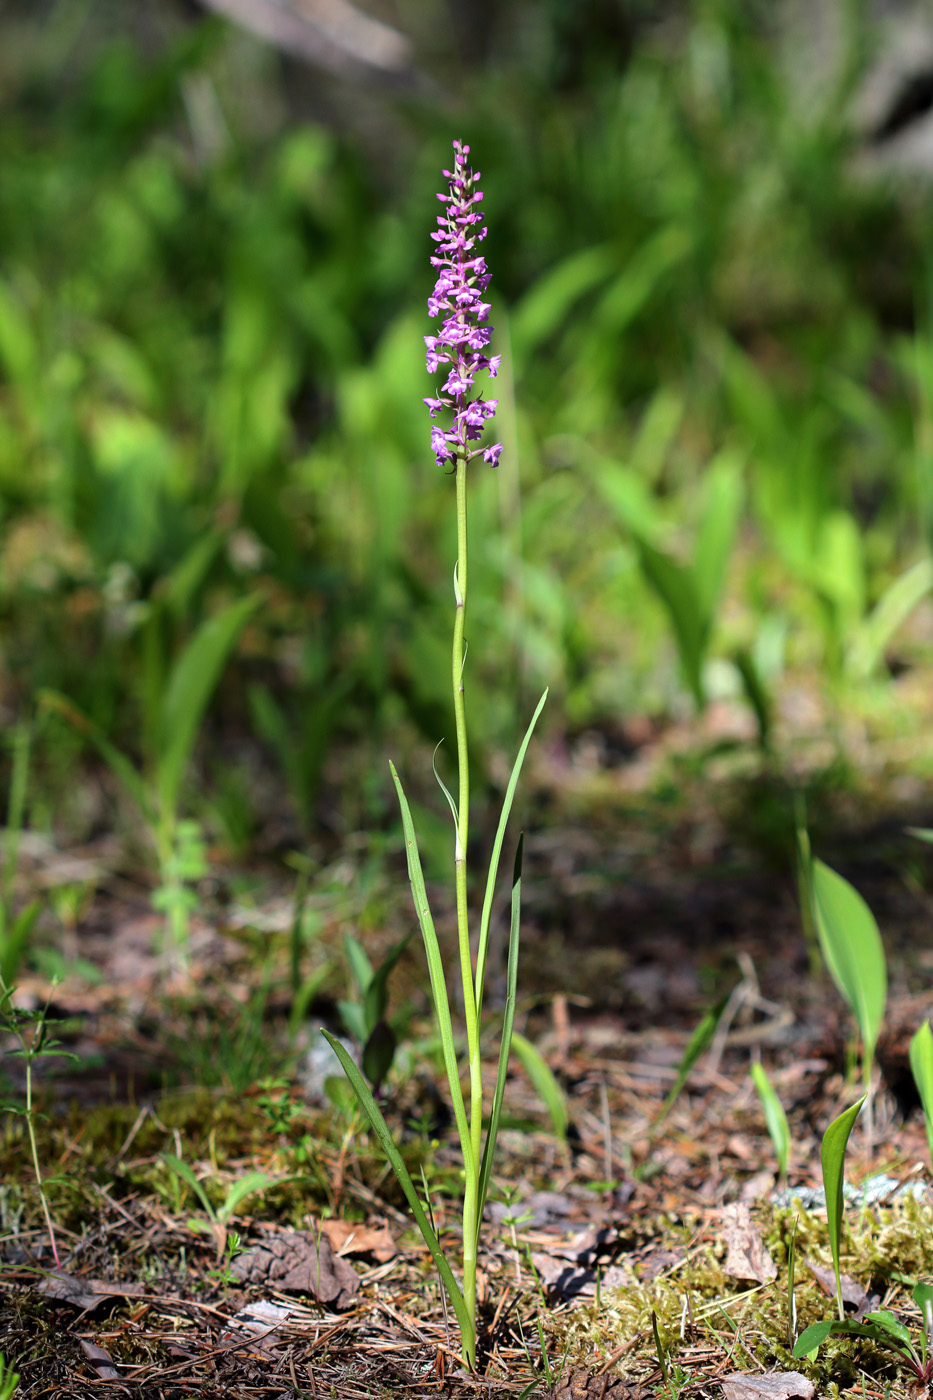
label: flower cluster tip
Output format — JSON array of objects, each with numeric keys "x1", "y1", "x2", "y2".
[{"x1": 424, "y1": 139, "x2": 502, "y2": 470}]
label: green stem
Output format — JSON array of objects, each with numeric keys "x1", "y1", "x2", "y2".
[
  {"x1": 452, "y1": 446, "x2": 481, "y2": 1365},
  {"x1": 25, "y1": 1053, "x2": 61, "y2": 1267}
]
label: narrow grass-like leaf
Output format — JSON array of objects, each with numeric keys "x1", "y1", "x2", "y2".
[
  {"x1": 321, "y1": 1029, "x2": 473, "y2": 1351},
  {"x1": 476, "y1": 835, "x2": 523, "y2": 1242},
  {"x1": 157, "y1": 593, "x2": 261, "y2": 816},
  {"x1": 751, "y1": 1061, "x2": 790, "y2": 1178},
  {"x1": 821, "y1": 1094, "x2": 866, "y2": 1320},
  {"x1": 39, "y1": 690, "x2": 152, "y2": 819},
  {"x1": 475, "y1": 690, "x2": 547, "y2": 1018},
  {"x1": 636, "y1": 541, "x2": 706, "y2": 709},
  {"x1": 0, "y1": 900, "x2": 40, "y2": 986},
  {"x1": 344, "y1": 934, "x2": 374, "y2": 1001},
  {"x1": 848, "y1": 557, "x2": 933, "y2": 678},
  {"x1": 511, "y1": 1031, "x2": 568, "y2": 1140},
  {"x1": 694, "y1": 452, "x2": 743, "y2": 626},
  {"x1": 909, "y1": 1021, "x2": 933, "y2": 1169},
  {"x1": 651, "y1": 994, "x2": 729, "y2": 1130},
  {"x1": 811, "y1": 859, "x2": 886, "y2": 1085},
  {"x1": 907, "y1": 827, "x2": 933, "y2": 844},
  {"x1": 389, "y1": 762, "x2": 471, "y2": 1169}
]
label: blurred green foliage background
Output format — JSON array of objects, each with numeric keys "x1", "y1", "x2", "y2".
[{"x1": 2, "y1": 0, "x2": 933, "y2": 867}]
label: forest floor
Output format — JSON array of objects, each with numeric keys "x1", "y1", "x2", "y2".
[{"x1": 3, "y1": 687, "x2": 933, "y2": 1399}]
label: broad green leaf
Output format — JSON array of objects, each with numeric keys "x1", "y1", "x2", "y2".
[
  {"x1": 751, "y1": 1061, "x2": 790, "y2": 1178},
  {"x1": 811, "y1": 860, "x2": 887, "y2": 1078},
  {"x1": 475, "y1": 690, "x2": 547, "y2": 1019},
  {"x1": 821, "y1": 1095, "x2": 866, "y2": 1320},
  {"x1": 361, "y1": 1019, "x2": 396, "y2": 1089},
  {"x1": 218, "y1": 1171, "x2": 276, "y2": 1222},
  {"x1": 161, "y1": 1153, "x2": 217, "y2": 1222},
  {"x1": 907, "y1": 827, "x2": 933, "y2": 844},
  {"x1": 511, "y1": 245, "x2": 616, "y2": 365},
  {"x1": 863, "y1": 1310, "x2": 912, "y2": 1347},
  {"x1": 694, "y1": 452, "x2": 743, "y2": 627},
  {"x1": 511, "y1": 1031, "x2": 568, "y2": 1140},
  {"x1": 651, "y1": 994, "x2": 730, "y2": 1130},
  {"x1": 322, "y1": 1029, "x2": 474, "y2": 1355},
  {"x1": 157, "y1": 593, "x2": 262, "y2": 816},
  {"x1": 476, "y1": 835, "x2": 523, "y2": 1241},
  {"x1": 363, "y1": 934, "x2": 411, "y2": 1035},
  {"x1": 337, "y1": 999, "x2": 367, "y2": 1043},
  {"x1": 793, "y1": 1316, "x2": 911, "y2": 1360},
  {"x1": 389, "y1": 763, "x2": 471, "y2": 1170},
  {"x1": 913, "y1": 1282, "x2": 933, "y2": 1311},
  {"x1": 910, "y1": 1021, "x2": 933, "y2": 1169},
  {"x1": 636, "y1": 541, "x2": 706, "y2": 709},
  {"x1": 848, "y1": 558, "x2": 933, "y2": 678}
]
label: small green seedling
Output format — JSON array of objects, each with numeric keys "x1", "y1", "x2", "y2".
[
  {"x1": 820, "y1": 1094, "x2": 867, "y2": 1321},
  {"x1": 751, "y1": 1061, "x2": 790, "y2": 1180},
  {"x1": 510, "y1": 1031, "x2": 569, "y2": 1140},
  {"x1": 808, "y1": 858, "x2": 886, "y2": 1134},
  {"x1": 650, "y1": 993, "x2": 730, "y2": 1133},
  {"x1": 0, "y1": 1352, "x2": 19, "y2": 1400},
  {"x1": 794, "y1": 1280, "x2": 933, "y2": 1385},
  {"x1": 160, "y1": 1152, "x2": 277, "y2": 1260},
  {"x1": 337, "y1": 931, "x2": 410, "y2": 1091}
]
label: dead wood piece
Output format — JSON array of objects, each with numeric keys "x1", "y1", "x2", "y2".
[
  {"x1": 230, "y1": 1227, "x2": 360, "y2": 1308},
  {"x1": 720, "y1": 1370, "x2": 815, "y2": 1400}
]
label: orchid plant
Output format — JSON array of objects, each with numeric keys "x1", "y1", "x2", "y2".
[{"x1": 324, "y1": 140, "x2": 546, "y2": 1370}]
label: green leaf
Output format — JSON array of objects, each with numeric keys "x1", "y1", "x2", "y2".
[
  {"x1": 694, "y1": 451, "x2": 743, "y2": 627},
  {"x1": 910, "y1": 1022, "x2": 933, "y2": 1171},
  {"x1": 511, "y1": 1031, "x2": 569, "y2": 1140},
  {"x1": 863, "y1": 1310, "x2": 912, "y2": 1347},
  {"x1": 848, "y1": 557, "x2": 933, "y2": 678},
  {"x1": 907, "y1": 827, "x2": 933, "y2": 845},
  {"x1": 157, "y1": 593, "x2": 262, "y2": 816},
  {"x1": 751, "y1": 1061, "x2": 790, "y2": 1178},
  {"x1": 389, "y1": 763, "x2": 471, "y2": 1171},
  {"x1": 343, "y1": 934, "x2": 373, "y2": 1001},
  {"x1": 792, "y1": 1317, "x2": 912, "y2": 1360},
  {"x1": 821, "y1": 1094, "x2": 866, "y2": 1320},
  {"x1": 361, "y1": 1019, "x2": 396, "y2": 1090},
  {"x1": 511, "y1": 245, "x2": 616, "y2": 365},
  {"x1": 161, "y1": 1153, "x2": 217, "y2": 1223},
  {"x1": 651, "y1": 994, "x2": 730, "y2": 1130},
  {"x1": 0, "y1": 900, "x2": 40, "y2": 986},
  {"x1": 217, "y1": 1171, "x2": 276, "y2": 1223},
  {"x1": 475, "y1": 690, "x2": 547, "y2": 1019},
  {"x1": 636, "y1": 541, "x2": 706, "y2": 709},
  {"x1": 337, "y1": 999, "x2": 367, "y2": 1045},
  {"x1": 913, "y1": 1282, "x2": 933, "y2": 1312},
  {"x1": 476, "y1": 835, "x2": 523, "y2": 1243},
  {"x1": 811, "y1": 860, "x2": 887, "y2": 1079},
  {"x1": 39, "y1": 690, "x2": 152, "y2": 820},
  {"x1": 363, "y1": 934, "x2": 411, "y2": 1036},
  {"x1": 322, "y1": 1029, "x2": 474, "y2": 1356}
]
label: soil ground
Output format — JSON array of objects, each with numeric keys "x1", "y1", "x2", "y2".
[{"x1": 4, "y1": 697, "x2": 933, "y2": 1399}]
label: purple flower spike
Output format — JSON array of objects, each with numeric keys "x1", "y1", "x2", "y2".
[{"x1": 424, "y1": 140, "x2": 501, "y2": 469}]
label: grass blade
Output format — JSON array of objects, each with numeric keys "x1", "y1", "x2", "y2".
[
  {"x1": 390, "y1": 762, "x2": 471, "y2": 1171},
  {"x1": 650, "y1": 994, "x2": 729, "y2": 1131},
  {"x1": 161, "y1": 1153, "x2": 217, "y2": 1222},
  {"x1": 821, "y1": 1094, "x2": 866, "y2": 1320},
  {"x1": 751, "y1": 1061, "x2": 790, "y2": 1178},
  {"x1": 475, "y1": 690, "x2": 547, "y2": 1019},
  {"x1": 476, "y1": 834, "x2": 523, "y2": 1242},
  {"x1": 511, "y1": 1031, "x2": 569, "y2": 1140},
  {"x1": 321, "y1": 1029, "x2": 473, "y2": 1348}
]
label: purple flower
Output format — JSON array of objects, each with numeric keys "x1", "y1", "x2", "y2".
[{"x1": 424, "y1": 141, "x2": 502, "y2": 469}]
